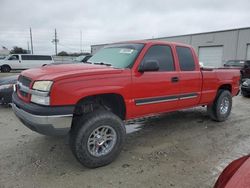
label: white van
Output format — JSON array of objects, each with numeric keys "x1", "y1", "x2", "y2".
[{"x1": 0, "y1": 54, "x2": 54, "y2": 72}]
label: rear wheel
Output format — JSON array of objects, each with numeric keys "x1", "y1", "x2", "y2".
[
  {"x1": 207, "y1": 90, "x2": 232, "y2": 122},
  {"x1": 70, "y1": 109, "x2": 126, "y2": 168},
  {"x1": 1, "y1": 65, "x2": 11, "y2": 72}
]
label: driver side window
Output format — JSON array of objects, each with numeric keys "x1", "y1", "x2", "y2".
[
  {"x1": 141, "y1": 45, "x2": 175, "y2": 71},
  {"x1": 8, "y1": 55, "x2": 19, "y2": 61}
]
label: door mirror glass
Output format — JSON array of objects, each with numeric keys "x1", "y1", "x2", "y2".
[{"x1": 138, "y1": 60, "x2": 159, "y2": 72}]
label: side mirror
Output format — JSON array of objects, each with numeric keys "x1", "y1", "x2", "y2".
[{"x1": 138, "y1": 60, "x2": 159, "y2": 72}]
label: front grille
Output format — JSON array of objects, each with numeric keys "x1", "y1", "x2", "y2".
[
  {"x1": 19, "y1": 75, "x2": 32, "y2": 87},
  {"x1": 18, "y1": 75, "x2": 32, "y2": 99},
  {"x1": 19, "y1": 90, "x2": 28, "y2": 97}
]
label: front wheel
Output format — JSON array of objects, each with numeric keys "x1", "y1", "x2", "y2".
[
  {"x1": 70, "y1": 110, "x2": 126, "y2": 168},
  {"x1": 207, "y1": 90, "x2": 232, "y2": 122},
  {"x1": 1, "y1": 65, "x2": 11, "y2": 72}
]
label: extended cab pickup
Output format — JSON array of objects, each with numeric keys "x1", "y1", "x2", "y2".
[{"x1": 12, "y1": 41, "x2": 240, "y2": 168}]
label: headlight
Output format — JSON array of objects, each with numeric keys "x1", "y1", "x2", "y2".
[
  {"x1": 242, "y1": 81, "x2": 249, "y2": 87},
  {"x1": 32, "y1": 81, "x2": 53, "y2": 92},
  {"x1": 31, "y1": 95, "x2": 50, "y2": 106},
  {"x1": 0, "y1": 84, "x2": 13, "y2": 90},
  {"x1": 31, "y1": 81, "x2": 53, "y2": 105}
]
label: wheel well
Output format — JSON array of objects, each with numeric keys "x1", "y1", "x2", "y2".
[
  {"x1": 1, "y1": 64, "x2": 11, "y2": 69},
  {"x1": 218, "y1": 84, "x2": 232, "y2": 93},
  {"x1": 1, "y1": 64, "x2": 11, "y2": 72},
  {"x1": 73, "y1": 93, "x2": 126, "y2": 120}
]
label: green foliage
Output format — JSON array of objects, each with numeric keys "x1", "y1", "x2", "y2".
[
  {"x1": 10, "y1": 46, "x2": 28, "y2": 54},
  {"x1": 57, "y1": 51, "x2": 69, "y2": 56},
  {"x1": 57, "y1": 51, "x2": 91, "y2": 56}
]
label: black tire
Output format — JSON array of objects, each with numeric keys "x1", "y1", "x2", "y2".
[
  {"x1": 1, "y1": 65, "x2": 11, "y2": 72},
  {"x1": 241, "y1": 90, "x2": 250, "y2": 97},
  {"x1": 207, "y1": 90, "x2": 232, "y2": 122},
  {"x1": 70, "y1": 109, "x2": 126, "y2": 168}
]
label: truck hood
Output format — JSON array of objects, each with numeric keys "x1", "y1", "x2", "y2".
[{"x1": 21, "y1": 64, "x2": 124, "y2": 81}]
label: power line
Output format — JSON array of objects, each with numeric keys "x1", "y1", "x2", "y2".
[
  {"x1": 52, "y1": 29, "x2": 59, "y2": 55},
  {"x1": 80, "y1": 30, "x2": 83, "y2": 53},
  {"x1": 30, "y1": 27, "x2": 34, "y2": 54},
  {"x1": 27, "y1": 41, "x2": 30, "y2": 53}
]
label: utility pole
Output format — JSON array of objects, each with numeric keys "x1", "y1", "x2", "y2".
[
  {"x1": 52, "y1": 29, "x2": 59, "y2": 55},
  {"x1": 80, "y1": 30, "x2": 83, "y2": 53},
  {"x1": 30, "y1": 27, "x2": 34, "y2": 54},
  {"x1": 27, "y1": 41, "x2": 30, "y2": 53}
]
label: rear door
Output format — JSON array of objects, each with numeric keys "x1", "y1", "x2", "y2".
[
  {"x1": 132, "y1": 44, "x2": 180, "y2": 117},
  {"x1": 20, "y1": 55, "x2": 32, "y2": 69},
  {"x1": 176, "y1": 46, "x2": 202, "y2": 108},
  {"x1": 36, "y1": 55, "x2": 53, "y2": 66}
]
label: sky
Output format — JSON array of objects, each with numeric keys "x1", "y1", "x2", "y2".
[{"x1": 0, "y1": 0, "x2": 250, "y2": 55}]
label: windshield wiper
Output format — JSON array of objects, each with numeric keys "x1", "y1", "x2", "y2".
[
  {"x1": 93, "y1": 62, "x2": 112, "y2": 66},
  {"x1": 83, "y1": 61, "x2": 92, "y2": 64}
]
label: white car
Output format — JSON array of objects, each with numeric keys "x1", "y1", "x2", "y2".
[{"x1": 0, "y1": 54, "x2": 54, "y2": 72}]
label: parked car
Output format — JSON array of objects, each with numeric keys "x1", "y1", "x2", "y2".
[
  {"x1": 0, "y1": 54, "x2": 54, "y2": 72},
  {"x1": 0, "y1": 58, "x2": 91, "y2": 104},
  {"x1": 0, "y1": 75, "x2": 18, "y2": 104},
  {"x1": 0, "y1": 59, "x2": 87, "y2": 103},
  {"x1": 224, "y1": 60, "x2": 250, "y2": 80},
  {"x1": 241, "y1": 79, "x2": 250, "y2": 97},
  {"x1": 12, "y1": 40, "x2": 240, "y2": 168},
  {"x1": 214, "y1": 155, "x2": 250, "y2": 188}
]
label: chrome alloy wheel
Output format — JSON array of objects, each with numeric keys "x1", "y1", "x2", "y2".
[
  {"x1": 87, "y1": 126, "x2": 117, "y2": 157},
  {"x1": 220, "y1": 97, "x2": 230, "y2": 114}
]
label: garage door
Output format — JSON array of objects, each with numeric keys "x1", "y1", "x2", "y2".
[
  {"x1": 198, "y1": 46, "x2": 223, "y2": 67},
  {"x1": 247, "y1": 44, "x2": 250, "y2": 60}
]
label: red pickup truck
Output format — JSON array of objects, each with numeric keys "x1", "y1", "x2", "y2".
[{"x1": 12, "y1": 41, "x2": 240, "y2": 168}]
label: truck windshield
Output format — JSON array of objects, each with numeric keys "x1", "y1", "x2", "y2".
[{"x1": 88, "y1": 43, "x2": 144, "y2": 68}]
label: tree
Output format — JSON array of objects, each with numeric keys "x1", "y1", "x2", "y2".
[
  {"x1": 57, "y1": 51, "x2": 91, "y2": 56},
  {"x1": 57, "y1": 51, "x2": 69, "y2": 56},
  {"x1": 10, "y1": 46, "x2": 28, "y2": 54}
]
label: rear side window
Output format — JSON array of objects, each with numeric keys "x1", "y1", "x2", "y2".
[
  {"x1": 176, "y1": 47, "x2": 195, "y2": 71},
  {"x1": 22, "y1": 55, "x2": 52, "y2": 60},
  {"x1": 142, "y1": 45, "x2": 175, "y2": 71}
]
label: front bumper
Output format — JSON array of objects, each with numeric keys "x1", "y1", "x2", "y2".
[{"x1": 12, "y1": 93, "x2": 74, "y2": 136}]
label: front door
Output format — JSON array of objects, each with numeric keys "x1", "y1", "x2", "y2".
[
  {"x1": 132, "y1": 44, "x2": 180, "y2": 117},
  {"x1": 7, "y1": 55, "x2": 20, "y2": 69}
]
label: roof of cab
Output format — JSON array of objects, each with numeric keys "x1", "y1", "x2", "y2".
[{"x1": 110, "y1": 40, "x2": 192, "y2": 48}]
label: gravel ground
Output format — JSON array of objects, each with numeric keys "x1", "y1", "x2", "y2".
[{"x1": 0, "y1": 72, "x2": 250, "y2": 188}]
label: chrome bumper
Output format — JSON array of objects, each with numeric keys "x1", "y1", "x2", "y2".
[{"x1": 12, "y1": 103, "x2": 72, "y2": 136}]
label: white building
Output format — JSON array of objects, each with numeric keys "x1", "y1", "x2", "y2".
[{"x1": 91, "y1": 27, "x2": 250, "y2": 67}]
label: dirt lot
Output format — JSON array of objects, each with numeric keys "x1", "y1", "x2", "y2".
[{"x1": 1, "y1": 72, "x2": 250, "y2": 188}]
